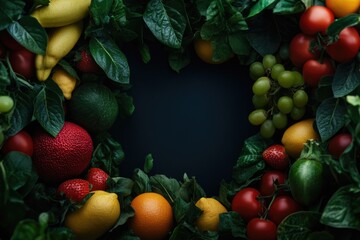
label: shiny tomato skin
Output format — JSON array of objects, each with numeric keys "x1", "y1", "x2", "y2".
[
  {"x1": 246, "y1": 218, "x2": 277, "y2": 240},
  {"x1": 231, "y1": 187, "x2": 264, "y2": 222},
  {"x1": 0, "y1": 30, "x2": 24, "y2": 50},
  {"x1": 9, "y1": 48, "x2": 35, "y2": 79},
  {"x1": 268, "y1": 195, "x2": 301, "y2": 225},
  {"x1": 299, "y1": 6, "x2": 335, "y2": 36},
  {"x1": 326, "y1": 27, "x2": 360, "y2": 63},
  {"x1": 259, "y1": 170, "x2": 287, "y2": 196},
  {"x1": 289, "y1": 33, "x2": 319, "y2": 68},
  {"x1": 328, "y1": 132, "x2": 352, "y2": 159},
  {"x1": 1, "y1": 130, "x2": 34, "y2": 157},
  {"x1": 302, "y1": 58, "x2": 335, "y2": 88}
]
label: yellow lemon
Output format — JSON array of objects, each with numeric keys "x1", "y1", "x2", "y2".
[
  {"x1": 52, "y1": 68, "x2": 77, "y2": 100},
  {"x1": 195, "y1": 197, "x2": 228, "y2": 232},
  {"x1": 65, "y1": 190, "x2": 120, "y2": 240},
  {"x1": 281, "y1": 118, "x2": 319, "y2": 159}
]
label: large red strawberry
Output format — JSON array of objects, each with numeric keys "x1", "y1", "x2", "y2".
[
  {"x1": 86, "y1": 167, "x2": 109, "y2": 191},
  {"x1": 76, "y1": 50, "x2": 102, "y2": 74},
  {"x1": 58, "y1": 179, "x2": 91, "y2": 203},
  {"x1": 262, "y1": 144, "x2": 289, "y2": 170}
]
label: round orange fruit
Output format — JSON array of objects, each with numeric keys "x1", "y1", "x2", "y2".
[{"x1": 194, "y1": 39, "x2": 232, "y2": 64}]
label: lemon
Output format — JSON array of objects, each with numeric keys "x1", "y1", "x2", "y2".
[
  {"x1": 65, "y1": 190, "x2": 120, "y2": 240},
  {"x1": 195, "y1": 197, "x2": 228, "y2": 232}
]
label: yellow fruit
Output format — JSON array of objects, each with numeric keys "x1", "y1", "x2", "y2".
[
  {"x1": 130, "y1": 192, "x2": 173, "y2": 240},
  {"x1": 195, "y1": 197, "x2": 228, "y2": 232},
  {"x1": 52, "y1": 68, "x2": 77, "y2": 100},
  {"x1": 65, "y1": 190, "x2": 120, "y2": 240},
  {"x1": 325, "y1": 0, "x2": 360, "y2": 18},
  {"x1": 281, "y1": 118, "x2": 319, "y2": 159}
]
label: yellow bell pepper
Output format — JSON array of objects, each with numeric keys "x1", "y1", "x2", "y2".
[
  {"x1": 36, "y1": 20, "x2": 83, "y2": 81},
  {"x1": 31, "y1": 0, "x2": 91, "y2": 28},
  {"x1": 52, "y1": 68, "x2": 77, "y2": 100}
]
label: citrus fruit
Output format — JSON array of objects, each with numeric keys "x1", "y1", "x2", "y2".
[
  {"x1": 68, "y1": 82, "x2": 119, "y2": 133},
  {"x1": 325, "y1": 0, "x2": 360, "y2": 18},
  {"x1": 281, "y1": 118, "x2": 319, "y2": 159},
  {"x1": 194, "y1": 39, "x2": 230, "y2": 64},
  {"x1": 130, "y1": 192, "x2": 173, "y2": 240},
  {"x1": 32, "y1": 121, "x2": 93, "y2": 183},
  {"x1": 195, "y1": 197, "x2": 228, "y2": 232},
  {"x1": 52, "y1": 68, "x2": 77, "y2": 100},
  {"x1": 65, "y1": 190, "x2": 121, "y2": 240}
]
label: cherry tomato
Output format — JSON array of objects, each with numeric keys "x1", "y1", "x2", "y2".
[
  {"x1": 326, "y1": 0, "x2": 360, "y2": 18},
  {"x1": 9, "y1": 48, "x2": 35, "y2": 79},
  {"x1": 289, "y1": 33, "x2": 319, "y2": 68},
  {"x1": 0, "y1": 30, "x2": 24, "y2": 50},
  {"x1": 1, "y1": 130, "x2": 34, "y2": 157},
  {"x1": 268, "y1": 195, "x2": 301, "y2": 225},
  {"x1": 259, "y1": 170, "x2": 287, "y2": 197},
  {"x1": 326, "y1": 27, "x2": 360, "y2": 63},
  {"x1": 299, "y1": 6, "x2": 335, "y2": 36},
  {"x1": 231, "y1": 187, "x2": 264, "y2": 222},
  {"x1": 302, "y1": 58, "x2": 335, "y2": 88},
  {"x1": 328, "y1": 132, "x2": 352, "y2": 159},
  {"x1": 246, "y1": 218, "x2": 277, "y2": 240}
]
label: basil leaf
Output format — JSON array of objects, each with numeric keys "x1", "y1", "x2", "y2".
[
  {"x1": 143, "y1": 0, "x2": 186, "y2": 49},
  {"x1": 219, "y1": 211, "x2": 247, "y2": 238},
  {"x1": 89, "y1": 36, "x2": 130, "y2": 84},
  {"x1": 150, "y1": 174, "x2": 181, "y2": 203},
  {"x1": 332, "y1": 61, "x2": 360, "y2": 98},
  {"x1": 89, "y1": 0, "x2": 114, "y2": 25},
  {"x1": 247, "y1": 0, "x2": 277, "y2": 18},
  {"x1": 327, "y1": 14, "x2": 360, "y2": 37},
  {"x1": 316, "y1": 97, "x2": 347, "y2": 141},
  {"x1": 0, "y1": 0, "x2": 25, "y2": 30},
  {"x1": 0, "y1": 61, "x2": 10, "y2": 87},
  {"x1": 273, "y1": 0, "x2": 305, "y2": 14},
  {"x1": 7, "y1": 16, "x2": 47, "y2": 54}
]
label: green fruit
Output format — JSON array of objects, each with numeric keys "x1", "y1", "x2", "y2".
[{"x1": 68, "y1": 82, "x2": 119, "y2": 133}]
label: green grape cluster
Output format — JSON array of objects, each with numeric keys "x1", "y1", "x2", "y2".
[{"x1": 248, "y1": 54, "x2": 309, "y2": 139}]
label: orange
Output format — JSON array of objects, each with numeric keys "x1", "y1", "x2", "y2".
[
  {"x1": 281, "y1": 118, "x2": 319, "y2": 159},
  {"x1": 325, "y1": 0, "x2": 360, "y2": 18},
  {"x1": 194, "y1": 39, "x2": 229, "y2": 64},
  {"x1": 130, "y1": 192, "x2": 173, "y2": 240},
  {"x1": 195, "y1": 197, "x2": 228, "y2": 232}
]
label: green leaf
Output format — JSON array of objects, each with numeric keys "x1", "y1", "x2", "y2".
[
  {"x1": 7, "y1": 16, "x2": 48, "y2": 55},
  {"x1": 332, "y1": 62, "x2": 360, "y2": 98},
  {"x1": 33, "y1": 81, "x2": 65, "y2": 137},
  {"x1": 316, "y1": 98, "x2": 347, "y2": 141},
  {"x1": 132, "y1": 168, "x2": 151, "y2": 195},
  {"x1": 10, "y1": 219, "x2": 40, "y2": 240},
  {"x1": 178, "y1": 174, "x2": 206, "y2": 203},
  {"x1": 228, "y1": 32, "x2": 251, "y2": 56},
  {"x1": 89, "y1": 0, "x2": 114, "y2": 25},
  {"x1": 247, "y1": 0, "x2": 277, "y2": 18},
  {"x1": 218, "y1": 211, "x2": 247, "y2": 238},
  {"x1": 0, "y1": 0, "x2": 25, "y2": 30},
  {"x1": 143, "y1": 0, "x2": 186, "y2": 48},
  {"x1": 150, "y1": 174, "x2": 180, "y2": 204},
  {"x1": 144, "y1": 154, "x2": 154, "y2": 174},
  {"x1": 0, "y1": 61, "x2": 10, "y2": 87},
  {"x1": 327, "y1": 14, "x2": 360, "y2": 37},
  {"x1": 108, "y1": 177, "x2": 134, "y2": 196},
  {"x1": 320, "y1": 185, "x2": 360, "y2": 231},
  {"x1": 273, "y1": 0, "x2": 305, "y2": 14},
  {"x1": 89, "y1": 36, "x2": 130, "y2": 84},
  {"x1": 168, "y1": 47, "x2": 191, "y2": 73}
]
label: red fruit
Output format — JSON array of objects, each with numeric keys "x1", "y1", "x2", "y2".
[
  {"x1": 262, "y1": 144, "x2": 289, "y2": 170},
  {"x1": 76, "y1": 50, "x2": 102, "y2": 74},
  {"x1": 302, "y1": 58, "x2": 335, "y2": 88},
  {"x1": 58, "y1": 179, "x2": 91, "y2": 202},
  {"x1": 268, "y1": 195, "x2": 302, "y2": 225},
  {"x1": 86, "y1": 167, "x2": 109, "y2": 191},
  {"x1": 1, "y1": 130, "x2": 33, "y2": 157},
  {"x1": 32, "y1": 122, "x2": 93, "y2": 183},
  {"x1": 0, "y1": 30, "x2": 24, "y2": 50}
]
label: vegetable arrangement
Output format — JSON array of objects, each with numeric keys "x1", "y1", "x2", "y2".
[{"x1": 0, "y1": 0, "x2": 360, "y2": 239}]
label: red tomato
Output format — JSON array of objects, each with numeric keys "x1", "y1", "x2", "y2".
[
  {"x1": 1, "y1": 130, "x2": 34, "y2": 157},
  {"x1": 0, "y1": 30, "x2": 24, "y2": 50},
  {"x1": 246, "y1": 218, "x2": 277, "y2": 240},
  {"x1": 302, "y1": 58, "x2": 335, "y2": 88},
  {"x1": 268, "y1": 195, "x2": 302, "y2": 225},
  {"x1": 328, "y1": 132, "x2": 352, "y2": 159},
  {"x1": 259, "y1": 170, "x2": 287, "y2": 196},
  {"x1": 231, "y1": 187, "x2": 264, "y2": 221},
  {"x1": 299, "y1": 6, "x2": 335, "y2": 36},
  {"x1": 9, "y1": 48, "x2": 35, "y2": 79},
  {"x1": 289, "y1": 33, "x2": 319, "y2": 68},
  {"x1": 0, "y1": 42, "x2": 6, "y2": 58},
  {"x1": 326, "y1": 27, "x2": 360, "y2": 63}
]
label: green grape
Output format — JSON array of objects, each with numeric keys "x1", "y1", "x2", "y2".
[
  {"x1": 277, "y1": 71, "x2": 295, "y2": 89},
  {"x1": 277, "y1": 96, "x2": 294, "y2": 114},
  {"x1": 272, "y1": 112, "x2": 288, "y2": 129},
  {"x1": 271, "y1": 63, "x2": 285, "y2": 80},
  {"x1": 292, "y1": 71, "x2": 305, "y2": 86},
  {"x1": 278, "y1": 43, "x2": 289, "y2": 60},
  {"x1": 248, "y1": 109, "x2": 267, "y2": 126},
  {"x1": 262, "y1": 54, "x2": 277, "y2": 69},
  {"x1": 290, "y1": 107, "x2": 306, "y2": 120},
  {"x1": 260, "y1": 119, "x2": 276, "y2": 139},
  {"x1": 0, "y1": 95, "x2": 14, "y2": 113},
  {"x1": 249, "y1": 61, "x2": 265, "y2": 80},
  {"x1": 252, "y1": 94, "x2": 269, "y2": 108},
  {"x1": 252, "y1": 77, "x2": 271, "y2": 96},
  {"x1": 293, "y1": 89, "x2": 308, "y2": 108}
]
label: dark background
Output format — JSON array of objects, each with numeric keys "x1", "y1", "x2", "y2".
[{"x1": 110, "y1": 43, "x2": 257, "y2": 196}]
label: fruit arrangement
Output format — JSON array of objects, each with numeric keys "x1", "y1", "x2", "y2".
[{"x1": 1, "y1": 1, "x2": 360, "y2": 240}]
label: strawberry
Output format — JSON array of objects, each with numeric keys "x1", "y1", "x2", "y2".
[
  {"x1": 262, "y1": 144, "x2": 289, "y2": 170},
  {"x1": 86, "y1": 167, "x2": 109, "y2": 191},
  {"x1": 58, "y1": 179, "x2": 91, "y2": 203},
  {"x1": 76, "y1": 50, "x2": 102, "y2": 74}
]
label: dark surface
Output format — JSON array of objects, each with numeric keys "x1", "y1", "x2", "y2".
[{"x1": 110, "y1": 44, "x2": 257, "y2": 196}]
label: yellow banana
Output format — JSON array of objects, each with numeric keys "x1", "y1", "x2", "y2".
[
  {"x1": 36, "y1": 21, "x2": 83, "y2": 81},
  {"x1": 31, "y1": 0, "x2": 91, "y2": 28}
]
